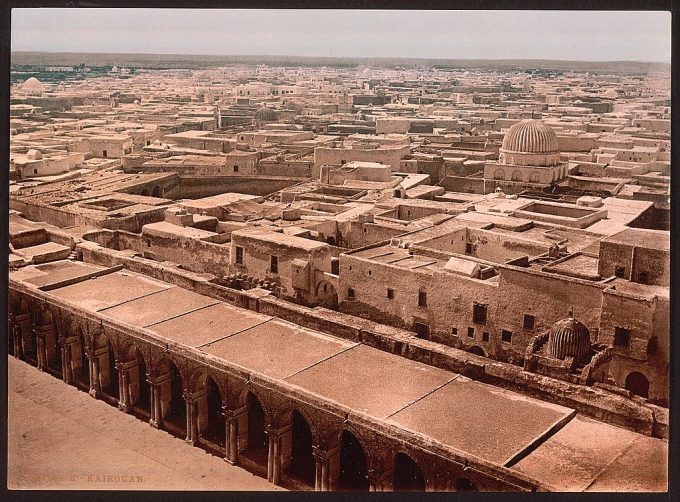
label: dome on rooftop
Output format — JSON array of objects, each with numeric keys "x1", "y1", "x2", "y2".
[
  {"x1": 547, "y1": 315, "x2": 591, "y2": 362},
  {"x1": 23, "y1": 77, "x2": 45, "y2": 91},
  {"x1": 499, "y1": 119, "x2": 561, "y2": 167},
  {"x1": 502, "y1": 119, "x2": 559, "y2": 154}
]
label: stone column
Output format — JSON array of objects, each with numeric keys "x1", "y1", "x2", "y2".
[
  {"x1": 87, "y1": 348, "x2": 101, "y2": 398},
  {"x1": 16, "y1": 313, "x2": 30, "y2": 359},
  {"x1": 34, "y1": 326, "x2": 47, "y2": 371},
  {"x1": 368, "y1": 467, "x2": 394, "y2": 492},
  {"x1": 224, "y1": 406, "x2": 245, "y2": 465},
  {"x1": 266, "y1": 425, "x2": 282, "y2": 485},
  {"x1": 184, "y1": 390, "x2": 201, "y2": 445},
  {"x1": 61, "y1": 337, "x2": 75, "y2": 384},
  {"x1": 116, "y1": 360, "x2": 135, "y2": 413},
  {"x1": 313, "y1": 445, "x2": 340, "y2": 491},
  {"x1": 148, "y1": 376, "x2": 164, "y2": 428},
  {"x1": 11, "y1": 320, "x2": 23, "y2": 360}
]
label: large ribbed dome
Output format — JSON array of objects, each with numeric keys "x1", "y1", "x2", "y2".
[
  {"x1": 547, "y1": 317, "x2": 591, "y2": 362},
  {"x1": 502, "y1": 120, "x2": 559, "y2": 154}
]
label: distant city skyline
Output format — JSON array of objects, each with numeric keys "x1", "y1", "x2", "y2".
[{"x1": 11, "y1": 9, "x2": 671, "y2": 62}]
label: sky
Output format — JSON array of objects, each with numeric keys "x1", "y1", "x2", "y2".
[{"x1": 11, "y1": 9, "x2": 672, "y2": 62}]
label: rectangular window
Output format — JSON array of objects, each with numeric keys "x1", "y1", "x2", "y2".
[
  {"x1": 331, "y1": 258, "x2": 340, "y2": 275},
  {"x1": 482, "y1": 331, "x2": 489, "y2": 342},
  {"x1": 451, "y1": 327, "x2": 458, "y2": 337},
  {"x1": 418, "y1": 290, "x2": 427, "y2": 307},
  {"x1": 467, "y1": 327, "x2": 475, "y2": 338},
  {"x1": 523, "y1": 314, "x2": 535, "y2": 330},
  {"x1": 102, "y1": 150, "x2": 107, "y2": 158},
  {"x1": 615, "y1": 266, "x2": 625, "y2": 278},
  {"x1": 387, "y1": 288, "x2": 394, "y2": 300},
  {"x1": 614, "y1": 327, "x2": 631, "y2": 348},
  {"x1": 235, "y1": 246, "x2": 243, "y2": 264},
  {"x1": 465, "y1": 242, "x2": 473, "y2": 254},
  {"x1": 270, "y1": 255, "x2": 278, "y2": 274},
  {"x1": 347, "y1": 287, "x2": 355, "y2": 300},
  {"x1": 473, "y1": 303, "x2": 487, "y2": 325},
  {"x1": 501, "y1": 330, "x2": 513, "y2": 343},
  {"x1": 233, "y1": 165, "x2": 239, "y2": 173}
]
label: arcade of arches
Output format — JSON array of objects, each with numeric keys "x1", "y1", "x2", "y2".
[{"x1": 7, "y1": 286, "x2": 524, "y2": 492}]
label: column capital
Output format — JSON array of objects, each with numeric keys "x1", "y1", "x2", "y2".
[
  {"x1": 265, "y1": 423, "x2": 292, "y2": 437},
  {"x1": 312, "y1": 444, "x2": 340, "y2": 461}
]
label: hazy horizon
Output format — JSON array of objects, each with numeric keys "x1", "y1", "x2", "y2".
[
  {"x1": 11, "y1": 9, "x2": 672, "y2": 63},
  {"x1": 10, "y1": 49, "x2": 671, "y2": 65}
]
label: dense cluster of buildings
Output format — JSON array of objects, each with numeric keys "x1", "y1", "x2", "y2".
[{"x1": 8, "y1": 62, "x2": 669, "y2": 492}]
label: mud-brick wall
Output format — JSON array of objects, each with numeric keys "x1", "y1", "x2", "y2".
[
  {"x1": 140, "y1": 232, "x2": 232, "y2": 278},
  {"x1": 337, "y1": 221, "x2": 406, "y2": 249},
  {"x1": 599, "y1": 289, "x2": 668, "y2": 403},
  {"x1": 174, "y1": 176, "x2": 303, "y2": 199},
  {"x1": 495, "y1": 267, "x2": 604, "y2": 348},
  {"x1": 338, "y1": 253, "x2": 503, "y2": 350},
  {"x1": 10, "y1": 200, "x2": 83, "y2": 229}
]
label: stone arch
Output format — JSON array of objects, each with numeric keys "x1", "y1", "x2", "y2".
[
  {"x1": 188, "y1": 369, "x2": 227, "y2": 448},
  {"x1": 337, "y1": 427, "x2": 370, "y2": 491},
  {"x1": 452, "y1": 477, "x2": 479, "y2": 492},
  {"x1": 393, "y1": 451, "x2": 426, "y2": 492},
  {"x1": 240, "y1": 389, "x2": 269, "y2": 471},
  {"x1": 151, "y1": 185, "x2": 162, "y2": 198},
  {"x1": 315, "y1": 280, "x2": 338, "y2": 310},
  {"x1": 153, "y1": 355, "x2": 187, "y2": 435},
  {"x1": 92, "y1": 329, "x2": 120, "y2": 400},
  {"x1": 468, "y1": 346, "x2": 486, "y2": 357},
  {"x1": 122, "y1": 342, "x2": 152, "y2": 415},
  {"x1": 511, "y1": 170, "x2": 523, "y2": 182},
  {"x1": 625, "y1": 371, "x2": 650, "y2": 399},
  {"x1": 285, "y1": 408, "x2": 316, "y2": 488},
  {"x1": 493, "y1": 169, "x2": 505, "y2": 180}
]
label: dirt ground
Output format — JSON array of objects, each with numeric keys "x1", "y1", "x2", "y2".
[{"x1": 7, "y1": 356, "x2": 283, "y2": 491}]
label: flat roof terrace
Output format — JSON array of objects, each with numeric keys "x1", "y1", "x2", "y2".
[{"x1": 9, "y1": 261, "x2": 667, "y2": 490}]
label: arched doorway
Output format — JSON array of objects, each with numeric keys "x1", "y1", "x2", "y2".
[
  {"x1": 204, "y1": 376, "x2": 225, "y2": 448},
  {"x1": 393, "y1": 452, "x2": 425, "y2": 492},
  {"x1": 131, "y1": 349, "x2": 151, "y2": 417},
  {"x1": 625, "y1": 371, "x2": 650, "y2": 398},
  {"x1": 243, "y1": 392, "x2": 268, "y2": 468},
  {"x1": 339, "y1": 430, "x2": 369, "y2": 491},
  {"x1": 454, "y1": 477, "x2": 479, "y2": 492},
  {"x1": 468, "y1": 346, "x2": 486, "y2": 357},
  {"x1": 151, "y1": 185, "x2": 162, "y2": 197},
  {"x1": 24, "y1": 311, "x2": 39, "y2": 365},
  {"x1": 45, "y1": 324, "x2": 62, "y2": 375},
  {"x1": 74, "y1": 335, "x2": 89, "y2": 390},
  {"x1": 164, "y1": 363, "x2": 186, "y2": 435},
  {"x1": 100, "y1": 340, "x2": 119, "y2": 401},
  {"x1": 287, "y1": 410, "x2": 315, "y2": 488}
]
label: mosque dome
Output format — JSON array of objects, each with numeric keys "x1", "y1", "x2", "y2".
[
  {"x1": 547, "y1": 316, "x2": 591, "y2": 362},
  {"x1": 254, "y1": 106, "x2": 277, "y2": 122},
  {"x1": 499, "y1": 120, "x2": 561, "y2": 167},
  {"x1": 502, "y1": 120, "x2": 559, "y2": 153}
]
